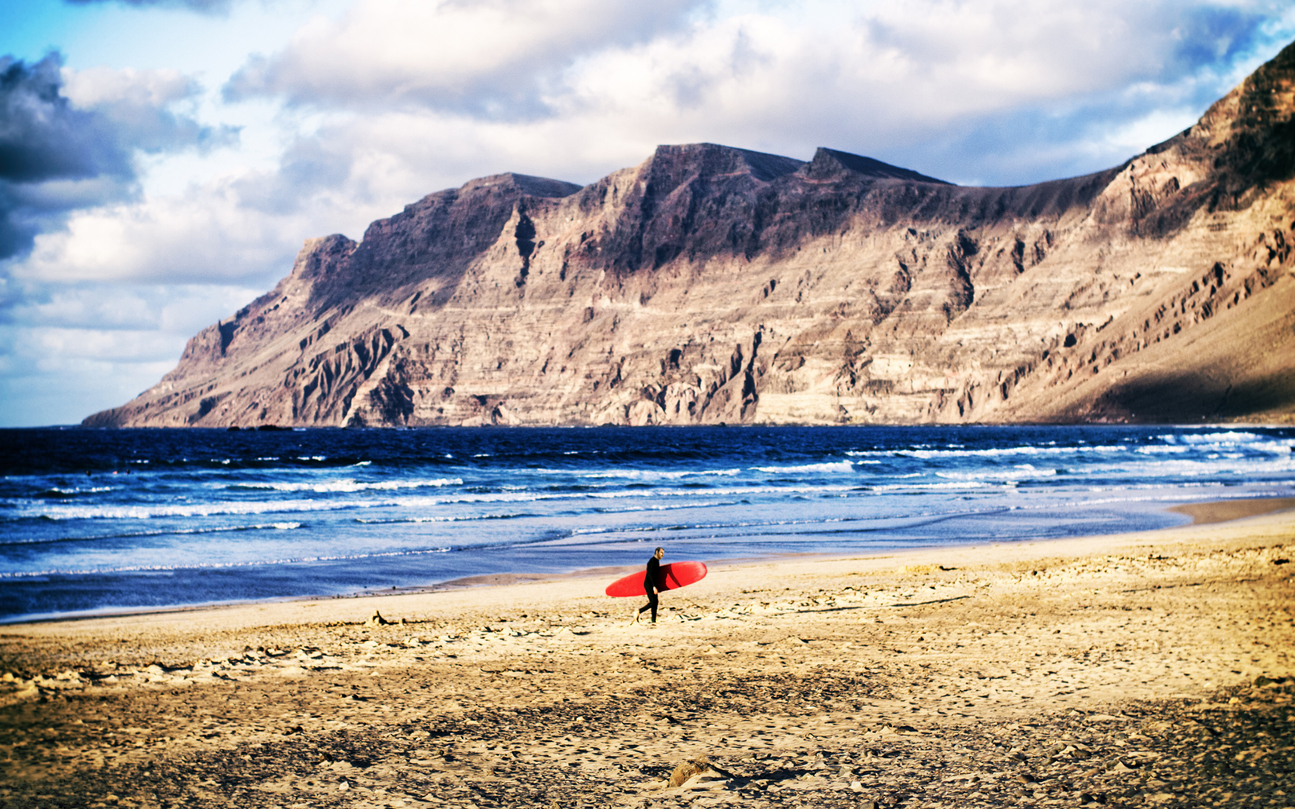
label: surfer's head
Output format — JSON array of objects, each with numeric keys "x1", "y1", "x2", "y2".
[{"x1": 654, "y1": 547, "x2": 664, "y2": 559}]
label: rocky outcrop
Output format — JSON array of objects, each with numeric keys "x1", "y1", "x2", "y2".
[{"x1": 84, "y1": 42, "x2": 1295, "y2": 428}]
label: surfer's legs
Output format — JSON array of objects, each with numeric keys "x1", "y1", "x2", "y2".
[{"x1": 637, "y1": 592, "x2": 658, "y2": 623}]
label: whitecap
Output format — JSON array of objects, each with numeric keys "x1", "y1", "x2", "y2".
[
  {"x1": 751, "y1": 461, "x2": 855, "y2": 474},
  {"x1": 231, "y1": 477, "x2": 462, "y2": 493}
]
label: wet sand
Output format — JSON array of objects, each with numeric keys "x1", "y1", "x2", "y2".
[
  {"x1": 1168, "y1": 496, "x2": 1295, "y2": 525},
  {"x1": 1, "y1": 502, "x2": 1292, "y2": 808}
]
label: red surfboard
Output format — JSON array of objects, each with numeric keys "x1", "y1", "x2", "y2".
[{"x1": 605, "y1": 560, "x2": 708, "y2": 597}]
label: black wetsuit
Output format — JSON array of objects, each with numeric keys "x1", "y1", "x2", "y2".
[{"x1": 638, "y1": 556, "x2": 661, "y2": 622}]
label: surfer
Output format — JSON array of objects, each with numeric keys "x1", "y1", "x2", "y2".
[{"x1": 635, "y1": 547, "x2": 665, "y2": 624}]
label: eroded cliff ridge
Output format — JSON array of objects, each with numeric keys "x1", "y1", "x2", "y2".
[{"x1": 86, "y1": 43, "x2": 1295, "y2": 427}]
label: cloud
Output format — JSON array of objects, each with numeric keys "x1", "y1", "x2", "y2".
[
  {"x1": 860, "y1": 1, "x2": 1293, "y2": 185},
  {"x1": 216, "y1": 0, "x2": 1295, "y2": 188},
  {"x1": 0, "y1": 281, "x2": 266, "y2": 425},
  {"x1": 0, "y1": 344, "x2": 179, "y2": 426},
  {"x1": 5, "y1": 280, "x2": 265, "y2": 337},
  {"x1": 224, "y1": 0, "x2": 708, "y2": 114},
  {"x1": 230, "y1": 1, "x2": 1293, "y2": 191},
  {"x1": 64, "y1": 0, "x2": 235, "y2": 14},
  {"x1": 0, "y1": 55, "x2": 132, "y2": 185},
  {"x1": 0, "y1": 51, "x2": 260, "y2": 423},
  {"x1": 0, "y1": 53, "x2": 135, "y2": 261},
  {"x1": 17, "y1": 183, "x2": 307, "y2": 284},
  {"x1": 0, "y1": 53, "x2": 237, "y2": 265},
  {"x1": 63, "y1": 66, "x2": 240, "y2": 154}
]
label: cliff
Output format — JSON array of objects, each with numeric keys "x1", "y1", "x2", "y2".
[{"x1": 85, "y1": 42, "x2": 1295, "y2": 427}]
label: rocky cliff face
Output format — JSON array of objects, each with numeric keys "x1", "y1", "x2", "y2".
[{"x1": 85, "y1": 43, "x2": 1295, "y2": 428}]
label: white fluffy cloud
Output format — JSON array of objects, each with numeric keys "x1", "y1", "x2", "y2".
[
  {"x1": 63, "y1": 65, "x2": 195, "y2": 109},
  {"x1": 224, "y1": 1, "x2": 1281, "y2": 128},
  {"x1": 0, "y1": 282, "x2": 264, "y2": 425},
  {"x1": 19, "y1": 184, "x2": 303, "y2": 284},
  {"x1": 216, "y1": 0, "x2": 1295, "y2": 185},
  {"x1": 225, "y1": 0, "x2": 706, "y2": 111}
]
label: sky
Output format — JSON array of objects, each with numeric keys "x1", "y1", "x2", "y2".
[{"x1": 1, "y1": 0, "x2": 1293, "y2": 427}]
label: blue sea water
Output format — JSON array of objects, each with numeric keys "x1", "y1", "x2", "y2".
[{"x1": 1, "y1": 425, "x2": 1292, "y2": 623}]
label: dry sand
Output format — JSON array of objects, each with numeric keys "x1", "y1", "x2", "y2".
[{"x1": 1, "y1": 502, "x2": 1293, "y2": 809}]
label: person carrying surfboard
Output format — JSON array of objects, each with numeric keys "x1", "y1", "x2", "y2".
[{"x1": 635, "y1": 547, "x2": 665, "y2": 624}]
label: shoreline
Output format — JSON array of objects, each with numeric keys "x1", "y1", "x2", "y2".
[
  {"x1": 6, "y1": 494, "x2": 1293, "y2": 629},
  {"x1": 3, "y1": 496, "x2": 1292, "y2": 663},
  {"x1": 1167, "y1": 495, "x2": 1295, "y2": 524},
  {"x1": 1, "y1": 503, "x2": 1292, "y2": 807}
]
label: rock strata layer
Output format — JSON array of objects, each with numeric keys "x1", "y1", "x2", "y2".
[{"x1": 85, "y1": 43, "x2": 1295, "y2": 427}]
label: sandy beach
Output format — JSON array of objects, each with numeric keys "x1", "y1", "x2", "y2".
[{"x1": 1, "y1": 500, "x2": 1292, "y2": 809}]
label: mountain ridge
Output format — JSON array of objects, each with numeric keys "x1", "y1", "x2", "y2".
[{"x1": 85, "y1": 41, "x2": 1295, "y2": 427}]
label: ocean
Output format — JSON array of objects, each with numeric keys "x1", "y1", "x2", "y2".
[{"x1": 1, "y1": 425, "x2": 1292, "y2": 623}]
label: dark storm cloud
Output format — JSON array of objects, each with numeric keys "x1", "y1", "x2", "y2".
[
  {"x1": 0, "y1": 54, "x2": 135, "y2": 261},
  {"x1": 0, "y1": 53, "x2": 238, "y2": 263},
  {"x1": 0, "y1": 55, "x2": 133, "y2": 185}
]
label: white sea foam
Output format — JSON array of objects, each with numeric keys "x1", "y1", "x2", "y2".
[
  {"x1": 891, "y1": 445, "x2": 1128, "y2": 459},
  {"x1": 1252, "y1": 440, "x2": 1294, "y2": 454},
  {"x1": 334, "y1": 483, "x2": 865, "y2": 514},
  {"x1": 353, "y1": 512, "x2": 527, "y2": 525},
  {"x1": 1089, "y1": 455, "x2": 1294, "y2": 479},
  {"x1": 866, "y1": 481, "x2": 996, "y2": 492},
  {"x1": 591, "y1": 501, "x2": 728, "y2": 514},
  {"x1": 579, "y1": 468, "x2": 742, "y2": 481},
  {"x1": 44, "y1": 485, "x2": 119, "y2": 495},
  {"x1": 0, "y1": 521, "x2": 304, "y2": 546},
  {"x1": 532, "y1": 467, "x2": 742, "y2": 480},
  {"x1": 933, "y1": 464, "x2": 1059, "y2": 482},
  {"x1": 18, "y1": 499, "x2": 349, "y2": 521},
  {"x1": 0, "y1": 544, "x2": 451, "y2": 579},
  {"x1": 584, "y1": 484, "x2": 856, "y2": 500},
  {"x1": 1161, "y1": 431, "x2": 1264, "y2": 444},
  {"x1": 751, "y1": 461, "x2": 855, "y2": 474},
  {"x1": 232, "y1": 477, "x2": 462, "y2": 493}
]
